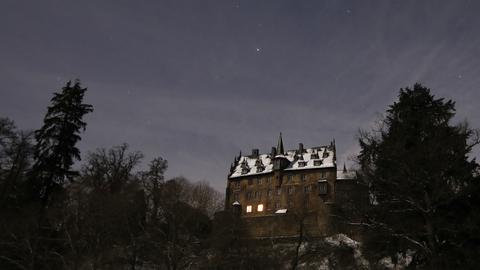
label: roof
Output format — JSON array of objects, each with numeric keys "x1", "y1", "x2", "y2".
[
  {"x1": 336, "y1": 170, "x2": 356, "y2": 180},
  {"x1": 229, "y1": 146, "x2": 335, "y2": 178}
]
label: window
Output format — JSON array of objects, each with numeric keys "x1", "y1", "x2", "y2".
[
  {"x1": 255, "y1": 191, "x2": 261, "y2": 199},
  {"x1": 275, "y1": 202, "x2": 281, "y2": 209},
  {"x1": 304, "y1": 185, "x2": 311, "y2": 193},
  {"x1": 266, "y1": 177, "x2": 271, "y2": 184},
  {"x1": 267, "y1": 189, "x2": 272, "y2": 197},
  {"x1": 257, "y1": 204, "x2": 264, "y2": 212},
  {"x1": 300, "y1": 174, "x2": 306, "y2": 182},
  {"x1": 276, "y1": 187, "x2": 282, "y2": 196},
  {"x1": 246, "y1": 191, "x2": 253, "y2": 200},
  {"x1": 298, "y1": 161, "x2": 306, "y2": 167},
  {"x1": 318, "y1": 182, "x2": 328, "y2": 195},
  {"x1": 248, "y1": 179, "x2": 253, "y2": 185},
  {"x1": 287, "y1": 175, "x2": 293, "y2": 183},
  {"x1": 233, "y1": 192, "x2": 239, "y2": 200},
  {"x1": 246, "y1": 205, "x2": 252, "y2": 213},
  {"x1": 321, "y1": 171, "x2": 326, "y2": 178},
  {"x1": 258, "y1": 178, "x2": 262, "y2": 185},
  {"x1": 288, "y1": 186, "x2": 294, "y2": 195}
]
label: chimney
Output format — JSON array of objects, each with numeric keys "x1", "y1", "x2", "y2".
[
  {"x1": 298, "y1": 143, "x2": 304, "y2": 153},
  {"x1": 251, "y1": 148, "x2": 259, "y2": 158},
  {"x1": 271, "y1": 147, "x2": 277, "y2": 157}
]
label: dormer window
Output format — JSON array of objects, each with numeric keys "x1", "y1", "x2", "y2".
[
  {"x1": 298, "y1": 161, "x2": 306, "y2": 167},
  {"x1": 314, "y1": 160, "x2": 322, "y2": 166},
  {"x1": 311, "y1": 153, "x2": 319, "y2": 159},
  {"x1": 256, "y1": 166, "x2": 265, "y2": 173}
]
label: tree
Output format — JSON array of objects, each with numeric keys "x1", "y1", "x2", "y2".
[
  {"x1": 69, "y1": 144, "x2": 145, "y2": 269},
  {"x1": 30, "y1": 80, "x2": 93, "y2": 205},
  {"x1": 357, "y1": 84, "x2": 480, "y2": 269},
  {"x1": 141, "y1": 157, "x2": 168, "y2": 224},
  {"x1": 0, "y1": 118, "x2": 33, "y2": 208},
  {"x1": 0, "y1": 118, "x2": 36, "y2": 270}
]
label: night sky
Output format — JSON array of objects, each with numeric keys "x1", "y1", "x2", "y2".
[{"x1": 1, "y1": 0, "x2": 479, "y2": 191}]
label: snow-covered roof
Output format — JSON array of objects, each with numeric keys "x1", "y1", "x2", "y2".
[
  {"x1": 232, "y1": 201, "x2": 240, "y2": 206},
  {"x1": 229, "y1": 146, "x2": 335, "y2": 178},
  {"x1": 336, "y1": 170, "x2": 356, "y2": 180},
  {"x1": 275, "y1": 209, "x2": 288, "y2": 214}
]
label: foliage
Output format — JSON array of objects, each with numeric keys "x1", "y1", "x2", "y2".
[
  {"x1": 357, "y1": 84, "x2": 480, "y2": 269},
  {"x1": 30, "y1": 80, "x2": 93, "y2": 205}
]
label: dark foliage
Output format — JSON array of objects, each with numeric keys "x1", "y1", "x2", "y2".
[
  {"x1": 30, "y1": 80, "x2": 93, "y2": 205},
  {"x1": 357, "y1": 84, "x2": 480, "y2": 269}
]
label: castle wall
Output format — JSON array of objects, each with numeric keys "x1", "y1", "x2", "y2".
[{"x1": 226, "y1": 167, "x2": 337, "y2": 218}]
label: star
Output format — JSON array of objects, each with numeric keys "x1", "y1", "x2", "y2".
[{"x1": 256, "y1": 48, "x2": 261, "y2": 52}]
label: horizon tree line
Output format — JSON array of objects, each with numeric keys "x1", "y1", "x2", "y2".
[{"x1": 1, "y1": 80, "x2": 479, "y2": 269}]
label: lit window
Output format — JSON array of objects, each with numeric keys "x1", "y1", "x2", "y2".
[
  {"x1": 246, "y1": 205, "x2": 252, "y2": 213},
  {"x1": 257, "y1": 204, "x2": 264, "y2": 212}
]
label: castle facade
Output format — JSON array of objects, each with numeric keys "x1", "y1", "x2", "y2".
[{"x1": 224, "y1": 134, "x2": 358, "y2": 238}]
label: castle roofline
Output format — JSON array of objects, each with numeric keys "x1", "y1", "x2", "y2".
[{"x1": 228, "y1": 144, "x2": 336, "y2": 179}]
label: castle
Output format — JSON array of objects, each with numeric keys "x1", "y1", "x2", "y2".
[{"x1": 224, "y1": 134, "x2": 360, "y2": 238}]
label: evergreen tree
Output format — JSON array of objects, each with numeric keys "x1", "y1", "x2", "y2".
[
  {"x1": 357, "y1": 84, "x2": 480, "y2": 269},
  {"x1": 30, "y1": 80, "x2": 93, "y2": 205}
]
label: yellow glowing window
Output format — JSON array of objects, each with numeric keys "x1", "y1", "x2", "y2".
[
  {"x1": 246, "y1": 205, "x2": 252, "y2": 213},
  {"x1": 257, "y1": 204, "x2": 264, "y2": 212}
]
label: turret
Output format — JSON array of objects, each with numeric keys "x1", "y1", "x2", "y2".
[{"x1": 276, "y1": 132, "x2": 284, "y2": 155}]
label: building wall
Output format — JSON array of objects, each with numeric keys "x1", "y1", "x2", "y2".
[{"x1": 226, "y1": 167, "x2": 338, "y2": 238}]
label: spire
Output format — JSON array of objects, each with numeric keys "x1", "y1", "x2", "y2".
[{"x1": 276, "y1": 132, "x2": 284, "y2": 155}]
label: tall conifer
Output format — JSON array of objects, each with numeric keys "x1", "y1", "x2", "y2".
[
  {"x1": 357, "y1": 83, "x2": 479, "y2": 268},
  {"x1": 30, "y1": 80, "x2": 93, "y2": 204}
]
